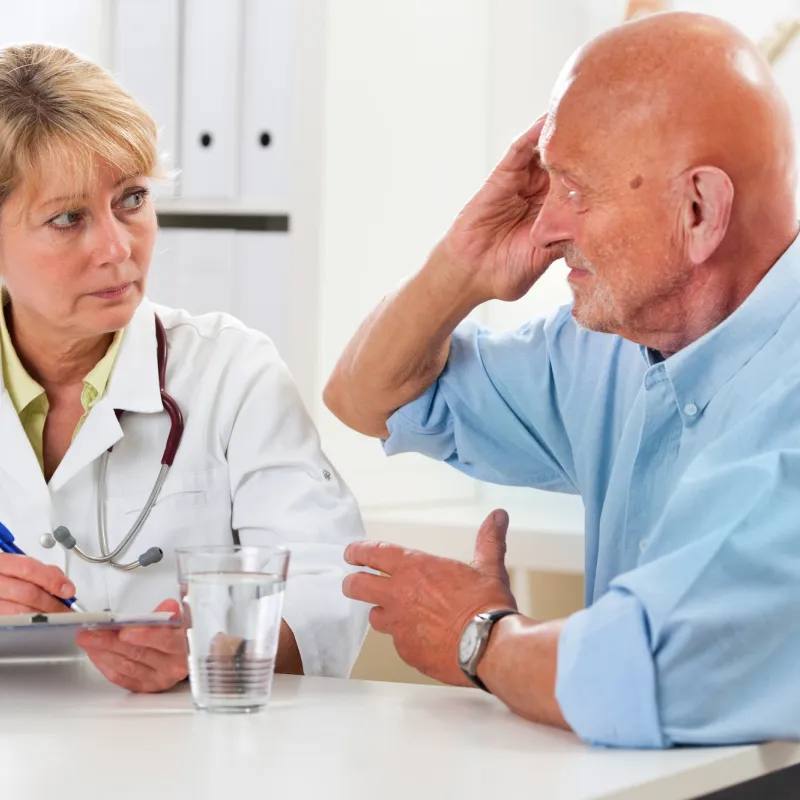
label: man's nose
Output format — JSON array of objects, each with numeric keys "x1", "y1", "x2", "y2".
[{"x1": 531, "y1": 191, "x2": 574, "y2": 252}]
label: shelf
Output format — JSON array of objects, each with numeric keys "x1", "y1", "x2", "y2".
[{"x1": 155, "y1": 199, "x2": 290, "y2": 232}]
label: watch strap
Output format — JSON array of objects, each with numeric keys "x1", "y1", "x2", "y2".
[{"x1": 462, "y1": 608, "x2": 520, "y2": 693}]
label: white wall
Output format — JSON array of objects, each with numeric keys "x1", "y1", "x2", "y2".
[
  {"x1": 0, "y1": 0, "x2": 111, "y2": 65},
  {"x1": 315, "y1": 0, "x2": 494, "y2": 507}
]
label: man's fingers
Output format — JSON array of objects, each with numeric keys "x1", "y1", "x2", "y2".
[
  {"x1": 497, "y1": 115, "x2": 548, "y2": 173},
  {"x1": 472, "y1": 509, "x2": 510, "y2": 576},
  {"x1": 0, "y1": 573, "x2": 74, "y2": 613},
  {"x1": 368, "y1": 606, "x2": 391, "y2": 634},
  {"x1": 0, "y1": 554, "x2": 75, "y2": 598},
  {"x1": 344, "y1": 541, "x2": 407, "y2": 576},
  {"x1": 342, "y1": 571, "x2": 392, "y2": 606}
]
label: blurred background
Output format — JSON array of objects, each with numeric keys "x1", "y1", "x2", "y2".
[{"x1": 2, "y1": 0, "x2": 798, "y2": 681}]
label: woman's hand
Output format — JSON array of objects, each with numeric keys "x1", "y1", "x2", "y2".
[
  {"x1": 76, "y1": 599, "x2": 188, "y2": 693},
  {"x1": 0, "y1": 553, "x2": 76, "y2": 614}
]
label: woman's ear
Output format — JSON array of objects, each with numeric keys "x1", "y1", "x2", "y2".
[{"x1": 682, "y1": 166, "x2": 734, "y2": 265}]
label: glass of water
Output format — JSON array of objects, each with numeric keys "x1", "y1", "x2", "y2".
[{"x1": 175, "y1": 544, "x2": 290, "y2": 713}]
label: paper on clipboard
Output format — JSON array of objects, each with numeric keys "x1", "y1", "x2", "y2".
[{"x1": 0, "y1": 612, "x2": 180, "y2": 663}]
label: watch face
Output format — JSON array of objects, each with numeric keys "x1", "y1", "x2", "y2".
[{"x1": 459, "y1": 620, "x2": 480, "y2": 664}]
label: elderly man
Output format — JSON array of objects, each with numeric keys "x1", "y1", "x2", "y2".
[{"x1": 325, "y1": 11, "x2": 800, "y2": 749}]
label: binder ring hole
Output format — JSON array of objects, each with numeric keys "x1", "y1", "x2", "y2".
[
  {"x1": 259, "y1": 131, "x2": 272, "y2": 148},
  {"x1": 200, "y1": 132, "x2": 213, "y2": 148}
]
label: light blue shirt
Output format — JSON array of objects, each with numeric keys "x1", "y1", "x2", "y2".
[{"x1": 384, "y1": 234, "x2": 800, "y2": 748}]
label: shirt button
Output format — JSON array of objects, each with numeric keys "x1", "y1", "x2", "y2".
[
  {"x1": 639, "y1": 539, "x2": 648, "y2": 553},
  {"x1": 684, "y1": 402, "x2": 698, "y2": 417}
]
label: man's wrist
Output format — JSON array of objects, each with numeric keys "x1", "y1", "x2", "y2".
[
  {"x1": 475, "y1": 613, "x2": 528, "y2": 690},
  {"x1": 425, "y1": 241, "x2": 496, "y2": 314}
]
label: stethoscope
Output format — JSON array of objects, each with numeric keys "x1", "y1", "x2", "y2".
[{"x1": 39, "y1": 314, "x2": 185, "y2": 570}]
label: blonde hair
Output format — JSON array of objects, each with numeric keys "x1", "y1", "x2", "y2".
[{"x1": 0, "y1": 43, "x2": 160, "y2": 208}]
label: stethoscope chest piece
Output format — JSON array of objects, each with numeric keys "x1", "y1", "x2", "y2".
[{"x1": 40, "y1": 532, "x2": 56, "y2": 549}]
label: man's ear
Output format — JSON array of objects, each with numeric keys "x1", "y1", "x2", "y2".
[{"x1": 682, "y1": 166, "x2": 734, "y2": 265}]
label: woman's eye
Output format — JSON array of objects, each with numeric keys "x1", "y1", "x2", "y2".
[
  {"x1": 50, "y1": 211, "x2": 80, "y2": 228},
  {"x1": 120, "y1": 190, "x2": 146, "y2": 209}
]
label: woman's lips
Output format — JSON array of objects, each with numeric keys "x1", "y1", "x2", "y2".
[{"x1": 91, "y1": 283, "x2": 131, "y2": 299}]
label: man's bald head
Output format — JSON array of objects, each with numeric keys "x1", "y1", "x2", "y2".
[{"x1": 532, "y1": 12, "x2": 799, "y2": 352}]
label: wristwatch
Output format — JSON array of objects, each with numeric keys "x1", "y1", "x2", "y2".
[{"x1": 458, "y1": 609, "x2": 520, "y2": 692}]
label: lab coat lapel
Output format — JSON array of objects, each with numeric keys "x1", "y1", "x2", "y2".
[
  {"x1": 48, "y1": 299, "x2": 163, "y2": 493},
  {"x1": 0, "y1": 389, "x2": 48, "y2": 503}
]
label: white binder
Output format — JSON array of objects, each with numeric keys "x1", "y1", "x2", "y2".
[
  {"x1": 148, "y1": 229, "x2": 237, "y2": 318},
  {"x1": 181, "y1": 0, "x2": 243, "y2": 199},
  {"x1": 147, "y1": 228, "x2": 184, "y2": 309},
  {"x1": 234, "y1": 232, "x2": 290, "y2": 355},
  {"x1": 239, "y1": 0, "x2": 292, "y2": 203},
  {"x1": 113, "y1": 0, "x2": 181, "y2": 197}
]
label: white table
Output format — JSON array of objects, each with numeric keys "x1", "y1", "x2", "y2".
[{"x1": 2, "y1": 660, "x2": 798, "y2": 800}]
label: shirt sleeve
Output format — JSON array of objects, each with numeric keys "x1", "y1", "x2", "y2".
[
  {"x1": 225, "y1": 334, "x2": 369, "y2": 678},
  {"x1": 556, "y1": 395, "x2": 800, "y2": 747},
  {"x1": 384, "y1": 307, "x2": 585, "y2": 492}
]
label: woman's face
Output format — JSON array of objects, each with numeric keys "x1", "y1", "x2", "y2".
[{"x1": 0, "y1": 163, "x2": 157, "y2": 338}]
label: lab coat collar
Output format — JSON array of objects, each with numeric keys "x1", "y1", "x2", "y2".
[
  {"x1": 104, "y1": 297, "x2": 162, "y2": 415},
  {"x1": 48, "y1": 299, "x2": 162, "y2": 493}
]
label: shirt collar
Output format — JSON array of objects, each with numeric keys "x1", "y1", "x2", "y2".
[
  {"x1": 649, "y1": 232, "x2": 800, "y2": 424},
  {"x1": 0, "y1": 291, "x2": 45, "y2": 414},
  {"x1": 82, "y1": 328, "x2": 124, "y2": 408}
]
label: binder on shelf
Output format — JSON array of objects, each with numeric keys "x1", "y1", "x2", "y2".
[
  {"x1": 234, "y1": 232, "x2": 290, "y2": 355},
  {"x1": 239, "y1": 0, "x2": 292, "y2": 204},
  {"x1": 181, "y1": 0, "x2": 243, "y2": 199},
  {"x1": 113, "y1": 0, "x2": 181, "y2": 198},
  {"x1": 147, "y1": 229, "x2": 183, "y2": 309},
  {"x1": 148, "y1": 230, "x2": 237, "y2": 318}
]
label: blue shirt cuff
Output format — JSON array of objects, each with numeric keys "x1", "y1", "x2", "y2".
[{"x1": 556, "y1": 588, "x2": 667, "y2": 748}]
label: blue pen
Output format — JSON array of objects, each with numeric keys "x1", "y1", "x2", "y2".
[{"x1": 0, "y1": 522, "x2": 86, "y2": 613}]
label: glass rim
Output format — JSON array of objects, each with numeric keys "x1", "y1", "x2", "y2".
[{"x1": 174, "y1": 544, "x2": 290, "y2": 558}]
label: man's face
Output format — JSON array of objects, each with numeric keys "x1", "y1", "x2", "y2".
[{"x1": 532, "y1": 100, "x2": 691, "y2": 337}]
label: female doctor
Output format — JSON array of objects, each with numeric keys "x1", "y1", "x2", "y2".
[{"x1": 0, "y1": 44, "x2": 368, "y2": 692}]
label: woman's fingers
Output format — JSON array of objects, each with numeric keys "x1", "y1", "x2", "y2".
[
  {"x1": 0, "y1": 554, "x2": 75, "y2": 598},
  {"x1": 0, "y1": 573, "x2": 73, "y2": 613},
  {"x1": 77, "y1": 629, "x2": 188, "y2": 690}
]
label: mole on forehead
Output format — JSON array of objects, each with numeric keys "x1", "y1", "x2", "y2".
[{"x1": 630, "y1": 175, "x2": 644, "y2": 189}]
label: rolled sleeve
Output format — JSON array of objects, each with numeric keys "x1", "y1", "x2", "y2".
[
  {"x1": 556, "y1": 588, "x2": 666, "y2": 749},
  {"x1": 384, "y1": 313, "x2": 588, "y2": 491}
]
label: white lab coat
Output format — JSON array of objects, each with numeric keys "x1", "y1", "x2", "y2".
[{"x1": 0, "y1": 298, "x2": 369, "y2": 677}]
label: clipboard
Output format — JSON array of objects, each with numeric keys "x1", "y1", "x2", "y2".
[{"x1": 0, "y1": 612, "x2": 180, "y2": 663}]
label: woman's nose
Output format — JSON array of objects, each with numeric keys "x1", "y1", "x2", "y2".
[{"x1": 94, "y1": 217, "x2": 132, "y2": 265}]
